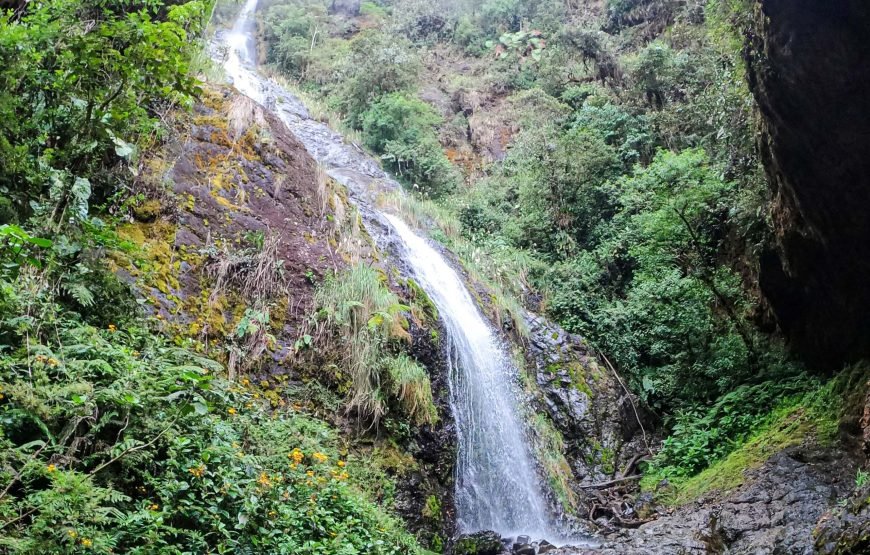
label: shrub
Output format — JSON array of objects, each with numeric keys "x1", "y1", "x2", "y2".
[
  {"x1": 361, "y1": 93, "x2": 458, "y2": 196},
  {"x1": 0, "y1": 274, "x2": 423, "y2": 553},
  {"x1": 312, "y1": 265, "x2": 437, "y2": 426}
]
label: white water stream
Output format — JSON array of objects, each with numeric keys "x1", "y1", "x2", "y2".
[{"x1": 219, "y1": 1, "x2": 567, "y2": 542}]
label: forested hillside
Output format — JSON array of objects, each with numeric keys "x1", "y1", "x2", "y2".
[
  {"x1": 1, "y1": 0, "x2": 869, "y2": 553},
  {"x1": 254, "y1": 0, "x2": 835, "y2": 484}
]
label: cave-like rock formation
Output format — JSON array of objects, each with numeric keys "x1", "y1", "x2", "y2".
[{"x1": 749, "y1": 0, "x2": 870, "y2": 369}]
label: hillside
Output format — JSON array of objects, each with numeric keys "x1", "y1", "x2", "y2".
[{"x1": 1, "y1": 0, "x2": 869, "y2": 554}]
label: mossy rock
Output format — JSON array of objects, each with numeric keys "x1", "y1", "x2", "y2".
[{"x1": 453, "y1": 531, "x2": 503, "y2": 555}]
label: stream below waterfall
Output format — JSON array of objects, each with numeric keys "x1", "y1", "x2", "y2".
[{"x1": 217, "y1": 1, "x2": 581, "y2": 545}]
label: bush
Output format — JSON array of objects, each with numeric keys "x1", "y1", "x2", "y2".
[
  {"x1": 0, "y1": 0, "x2": 207, "y2": 219},
  {"x1": 0, "y1": 274, "x2": 423, "y2": 554},
  {"x1": 312, "y1": 265, "x2": 438, "y2": 426},
  {"x1": 361, "y1": 93, "x2": 458, "y2": 196},
  {"x1": 333, "y1": 31, "x2": 421, "y2": 128}
]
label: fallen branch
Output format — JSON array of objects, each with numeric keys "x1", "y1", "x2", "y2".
[{"x1": 580, "y1": 475, "x2": 642, "y2": 490}]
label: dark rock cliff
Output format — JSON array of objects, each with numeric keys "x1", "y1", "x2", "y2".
[{"x1": 748, "y1": 0, "x2": 870, "y2": 368}]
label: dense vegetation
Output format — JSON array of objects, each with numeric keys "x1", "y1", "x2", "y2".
[
  {"x1": 257, "y1": 0, "x2": 818, "y2": 483},
  {"x1": 0, "y1": 0, "x2": 431, "y2": 552},
  {"x1": 0, "y1": 0, "x2": 857, "y2": 550}
]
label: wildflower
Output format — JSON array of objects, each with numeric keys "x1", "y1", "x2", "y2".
[
  {"x1": 227, "y1": 407, "x2": 237, "y2": 415},
  {"x1": 67, "y1": 530, "x2": 78, "y2": 539},
  {"x1": 257, "y1": 472, "x2": 271, "y2": 487},
  {"x1": 312, "y1": 452, "x2": 327, "y2": 463},
  {"x1": 132, "y1": 351, "x2": 140, "y2": 357},
  {"x1": 188, "y1": 464, "x2": 206, "y2": 478},
  {"x1": 336, "y1": 460, "x2": 346, "y2": 468},
  {"x1": 241, "y1": 378, "x2": 250, "y2": 386},
  {"x1": 80, "y1": 538, "x2": 93, "y2": 548},
  {"x1": 46, "y1": 464, "x2": 57, "y2": 473},
  {"x1": 306, "y1": 470, "x2": 315, "y2": 478},
  {"x1": 149, "y1": 503, "x2": 160, "y2": 511},
  {"x1": 288, "y1": 449, "x2": 304, "y2": 464},
  {"x1": 47, "y1": 357, "x2": 59, "y2": 367},
  {"x1": 108, "y1": 324, "x2": 117, "y2": 333}
]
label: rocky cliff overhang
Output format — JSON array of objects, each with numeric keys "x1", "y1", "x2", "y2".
[{"x1": 748, "y1": 0, "x2": 870, "y2": 369}]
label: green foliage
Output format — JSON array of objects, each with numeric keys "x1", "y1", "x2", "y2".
[
  {"x1": 361, "y1": 93, "x2": 457, "y2": 196},
  {"x1": 0, "y1": 272, "x2": 423, "y2": 553},
  {"x1": 0, "y1": 0, "x2": 208, "y2": 219},
  {"x1": 312, "y1": 265, "x2": 437, "y2": 426},
  {"x1": 333, "y1": 30, "x2": 421, "y2": 128}
]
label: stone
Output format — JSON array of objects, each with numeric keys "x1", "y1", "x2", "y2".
[
  {"x1": 538, "y1": 540, "x2": 557, "y2": 554},
  {"x1": 513, "y1": 544, "x2": 535, "y2": 555},
  {"x1": 453, "y1": 531, "x2": 504, "y2": 555}
]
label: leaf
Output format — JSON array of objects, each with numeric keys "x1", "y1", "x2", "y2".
[{"x1": 70, "y1": 177, "x2": 92, "y2": 221}]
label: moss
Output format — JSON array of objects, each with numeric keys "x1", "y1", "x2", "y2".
[
  {"x1": 529, "y1": 412, "x2": 578, "y2": 514},
  {"x1": 405, "y1": 277, "x2": 439, "y2": 322},
  {"x1": 422, "y1": 494, "x2": 441, "y2": 520},
  {"x1": 646, "y1": 380, "x2": 844, "y2": 506},
  {"x1": 118, "y1": 221, "x2": 180, "y2": 295},
  {"x1": 132, "y1": 199, "x2": 162, "y2": 222}
]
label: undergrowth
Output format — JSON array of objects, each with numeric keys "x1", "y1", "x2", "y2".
[
  {"x1": 642, "y1": 369, "x2": 856, "y2": 505},
  {"x1": 310, "y1": 264, "x2": 437, "y2": 427}
]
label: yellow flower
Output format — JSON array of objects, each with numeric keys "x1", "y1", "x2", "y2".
[
  {"x1": 227, "y1": 407, "x2": 237, "y2": 415},
  {"x1": 306, "y1": 470, "x2": 315, "y2": 478},
  {"x1": 241, "y1": 378, "x2": 250, "y2": 386},
  {"x1": 80, "y1": 538, "x2": 93, "y2": 548},
  {"x1": 288, "y1": 449, "x2": 304, "y2": 464},
  {"x1": 46, "y1": 464, "x2": 57, "y2": 473},
  {"x1": 67, "y1": 530, "x2": 78, "y2": 539},
  {"x1": 149, "y1": 503, "x2": 160, "y2": 511},
  {"x1": 312, "y1": 452, "x2": 327, "y2": 463},
  {"x1": 257, "y1": 472, "x2": 271, "y2": 487},
  {"x1": 336, "y1": 460, "x2": 346, "y2": 467},
  {"x1": 132, "y1": 351, "x2": 140, "y2": 357},
  {"x1": 188, "y1": 464, "x2": 206, "y2": 478},
  {"x1": 108, "y1": 324, "x2": 117, "y2": 333}
]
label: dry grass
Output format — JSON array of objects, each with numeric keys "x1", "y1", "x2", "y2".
[{"x1": 208, "y1": 232, "x2": 287, "y2": 305}]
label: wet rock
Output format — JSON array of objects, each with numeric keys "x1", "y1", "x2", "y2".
[
  {"x1": 513, "y1": 535, "x2": 531, "y2": 548},
  {"x1": 537, "y1": 540, "x2": 556, "y2": 553},
  {"x1": 814, "y1": 482, "x2": 870, "y2": 554},
  {"x1": 522, "y1": 311, "x2": 650, "y2": 515},
  {"x1": 512, "y1": 544, "x2": 535, "y2": 555},
  {"x1": 453, "y1": 530, "x2": 505, "y2": 555}
]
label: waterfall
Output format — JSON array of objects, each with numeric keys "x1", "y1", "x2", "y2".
[
  {"x1": 385, "y1": 215, "x2": 559, "y2": 539},
  {"x1": 218, "y1": 2, "x2": 565, "y2": 542}
]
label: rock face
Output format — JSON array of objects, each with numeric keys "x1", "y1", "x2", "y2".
[
  {"x1": 748, "y1": 0, "x2": 870, "y2": 368},
  {"x1": 553, "y1": 443, "x2": 854, "y2": 554},
  {"x1": 329, "y1": 0, "x2": 360, "y2": 16},
  {"x1": 524, "y1": 315, "x2": 649, "y2": 499}
]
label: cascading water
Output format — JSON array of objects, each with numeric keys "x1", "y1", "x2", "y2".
[
  {"x1": 385, "y1": 215, "x2": 559, "y2": 539},
  {"x1": 218, "y1": 2, "x2": 566, "y2": 542}
]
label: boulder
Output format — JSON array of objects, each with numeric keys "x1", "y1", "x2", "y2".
[{"x1": 453, "y1": 530, "x2": 505, "y2": 555}]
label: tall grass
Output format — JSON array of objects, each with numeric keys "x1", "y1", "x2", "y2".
[
  {"x1": 313, "y1": 265, "x2": 436, "y2": 426},
  {"x1": 387, "y1": 354, "x2": 438, "y2": 425}
]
